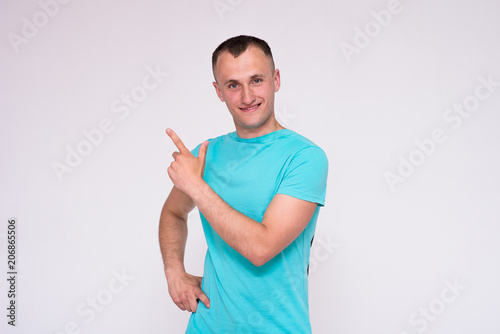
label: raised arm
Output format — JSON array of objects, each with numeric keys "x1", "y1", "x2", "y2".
[
  {"x1": 165, "y1": 128, "x2": 320, "y2": 267},
  {"x1": 159, "y1": 186, "x2": 210, "y2": 312}
]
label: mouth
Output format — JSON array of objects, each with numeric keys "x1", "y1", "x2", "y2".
[{"x1": 239, "y1": 103, "x2": 261, "y2": 113}]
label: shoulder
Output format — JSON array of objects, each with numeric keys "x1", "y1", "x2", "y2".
[
  {"x1": 207, "y1": 132, "x2": 233, "y2": 143},
  {"x1": 280, "y1": 130, "x2": 328, "y2": 161},
  {"x1": 275, "y1": 130, "x2": 329, "y2": 205},
  {"x1": 190, "y1": 132, "x2": 234, "y2": 155}
]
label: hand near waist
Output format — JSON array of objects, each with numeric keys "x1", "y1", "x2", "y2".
[{"x1": 165, "y1": 268, "x2": 210, "y2": 313}]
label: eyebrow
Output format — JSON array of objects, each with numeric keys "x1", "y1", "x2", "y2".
[{"x1": 223, "y1": 73, "x2": 266, "y2": 86}]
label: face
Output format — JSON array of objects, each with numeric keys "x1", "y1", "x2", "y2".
[{"x1": 212, "y1": 46, "x2": 281, "y2": 138}]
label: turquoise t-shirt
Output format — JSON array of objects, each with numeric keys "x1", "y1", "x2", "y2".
[{"x1": 186, "y1": 129, "x2": 328, "y2": 334}]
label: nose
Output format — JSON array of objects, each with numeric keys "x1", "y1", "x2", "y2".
[{"x1": 241, "y1": 86, "x2": 255, "y2": 105}]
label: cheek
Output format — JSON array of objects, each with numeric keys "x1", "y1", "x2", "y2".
[
  {"x1": 256, "y1": 85, "x2": 274, "y2": 98},
  {"x1": 223, "y1": 91, "x2": 240, "y2": 105}
]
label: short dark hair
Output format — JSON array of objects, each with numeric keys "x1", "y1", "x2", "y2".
[{"x1": 212, "y1": 35, "x2": 275, "y2": 73}]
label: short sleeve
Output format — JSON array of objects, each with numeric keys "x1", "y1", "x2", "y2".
[{"x1": 276, "y1": 146, "x2": 329, "y2": 206}]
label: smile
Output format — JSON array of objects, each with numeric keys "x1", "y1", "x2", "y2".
[{"x1": 239, "y1": 103, "x2": 261, "y2": 113}]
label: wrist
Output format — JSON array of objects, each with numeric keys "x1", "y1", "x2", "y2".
[
  {"x1": 187, "y1": 179, "x2": 210, "y2": 204},
  {"x1": 164, "y1": 265, "x2": 186, "y2": 281}
]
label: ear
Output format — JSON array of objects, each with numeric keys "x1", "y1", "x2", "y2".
[
  {"x1": 213, "y1": 81, "x2": 225, "y2": 102},
  {"x1": 273, "y1": 69, "x2": 281, "y2": 93}
]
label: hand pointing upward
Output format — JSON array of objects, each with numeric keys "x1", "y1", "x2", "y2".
[{"x1": 165, "y1": 128, "x2": 209, "y2": 197}]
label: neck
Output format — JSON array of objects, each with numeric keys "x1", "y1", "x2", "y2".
[{"x1": 235, "y1": 118, "x2": 285, "y2": 139}]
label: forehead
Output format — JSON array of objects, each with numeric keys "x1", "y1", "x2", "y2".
[{"x1": 214, "y1": 46, "x2": 274, "y2": 81}]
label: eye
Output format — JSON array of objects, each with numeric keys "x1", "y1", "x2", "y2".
[
  {"x1": 252, "y1": 78, "x2": 262, "y2": 84},
  {"x1": 228, "y1": 83, "x2": 238, "y2": 89}
]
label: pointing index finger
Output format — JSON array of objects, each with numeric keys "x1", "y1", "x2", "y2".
[{"x1": 166, "y1": 128, "x2": 189, "y2": 154}]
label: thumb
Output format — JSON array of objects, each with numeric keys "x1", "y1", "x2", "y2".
[{"x1": 197, "y1": 141, "x2": 209, "y2": 162}]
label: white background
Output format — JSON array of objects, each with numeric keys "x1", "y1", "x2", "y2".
[{"x1": 1, "y1": 0, "x2": 500, "y2": 333}]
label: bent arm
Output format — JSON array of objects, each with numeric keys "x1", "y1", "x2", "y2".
[
  {"x1": 164, "y1": 129, "x2": 323, "y2": 268},
  {"x1": 190, "y1": 183, "x2": 317, "y2": 267},
  {"x1": 159, "y1": 186, "x2": 210, "y2": 312},
  {"x1": 159, "y1": 186, "x2": 194, "y2": 275}
]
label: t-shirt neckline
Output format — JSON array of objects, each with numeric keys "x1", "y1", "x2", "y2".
[{"x1": 230, "y1": 129, "x2": 292, "y2": 143}]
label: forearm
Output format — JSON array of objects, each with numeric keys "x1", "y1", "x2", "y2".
[
  {"x1": 164, "y1": 130, "x2": 270, "y2": 264},
  {"x1": 158, "y1": 187, "x2": 210, "y2": 312},
  {"x1": 159, "y1": 207, "x2": 188, "y2": 275},
  {"x1": 164, "y1": 130, "x2": 306, "y2": 266},
  {"x1": 190, "y1": 182, "x2": 270, "y2": 266}
]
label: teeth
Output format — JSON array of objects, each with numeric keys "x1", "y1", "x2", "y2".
[{"x1": 241, "y1": 104, "x2": 259, "y2": 111}]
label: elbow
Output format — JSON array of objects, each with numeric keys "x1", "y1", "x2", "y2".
[{"x1": 248, "y1": 247, "x2": 275, "y2": 267}]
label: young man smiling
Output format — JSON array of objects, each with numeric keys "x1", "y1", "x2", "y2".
[{"x1": 159, "y1": 35, "x2": 328, "y2": 333}]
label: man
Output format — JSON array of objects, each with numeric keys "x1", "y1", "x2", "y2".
[{"x1": 159, "y1": 35, "x2": 328, "y2": 333}]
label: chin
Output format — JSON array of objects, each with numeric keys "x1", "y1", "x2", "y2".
[{"x1": 237, "y1": 116, "x2": 272, "y2": 130}]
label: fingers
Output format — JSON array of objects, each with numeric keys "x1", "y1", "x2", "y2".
[
  {"x1": 187, "y1": 289, "x2": 210, "y2": 312},
  {"x1": 188, "y1": 297, "x2": 199, "y2": 313},
  {"x1": 197, "y1": 141, "x2": 209, "y2": 162},
  {"x1": 167, "y1": 129, "x2": 209, "y2": 162},
  {"x1": 174, "y1": 292, "x2": 208, "y2": 313},
  {"x1": 193, "y1": 276, "x2": 210, "y2": 310},
  {"x1": 176, "y1": 301, "x2": 187, "y2": 311},
  {"x1": 169, "y1": 275, "x2": 209, "y2": 313},
  {"x1": 166, "y1": 128, "x2": 189, "y2": 154},
  {"x1": 173, "y1": 295, "x2": 194, "y2": 312},
  {"x1": 196, "y1": 290, "x2": 211, "y2": 309}
]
